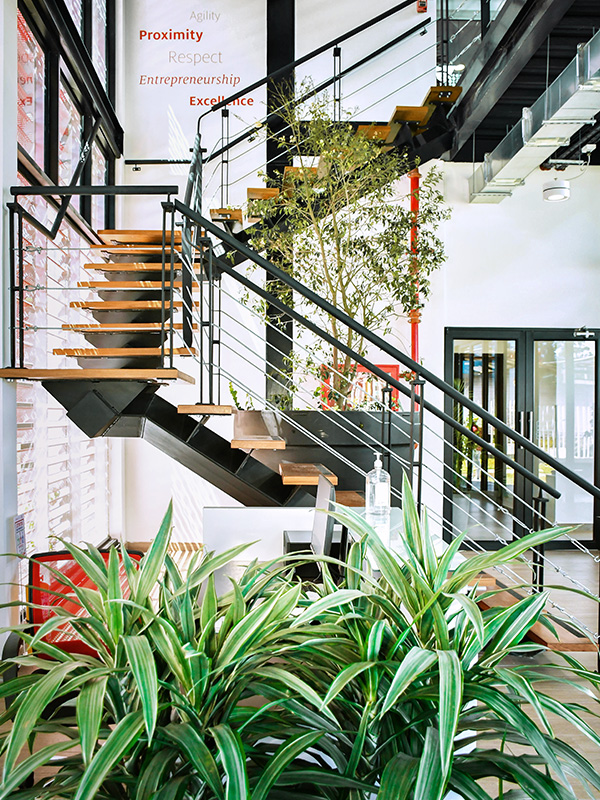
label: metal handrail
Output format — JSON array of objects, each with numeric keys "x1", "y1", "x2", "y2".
[
  {"x1": 175, "y1": 199, "x2": 600, "y2": 504},
  {"x1": 196, "y1": 0, "x2": 422, "y2": 124},
  {"x1": 203, "y1": 16, "x2": 430, "y2": 166}
]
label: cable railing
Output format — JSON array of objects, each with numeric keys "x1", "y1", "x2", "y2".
[{"x1": 172, "y1": 218, "x2": 600, "y2": 646}]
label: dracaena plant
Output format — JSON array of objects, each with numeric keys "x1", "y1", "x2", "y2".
[
  {"x1": 269, "y1": 474, "x2": 600, "y2": 800},
  {"x1": 0, "y1": 504, "x2": 366, "y2": 800}
]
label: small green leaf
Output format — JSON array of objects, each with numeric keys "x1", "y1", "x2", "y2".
[
  {"x1": 252, "y1": 731, "x2": 323, "y2": 800},
  {"x1": 74, "y1": 711, "x2": 145, "y2": 800},
  {"x1": 377, "y1": 751, "x2": 419, "y2": 800},
  {"x1": 211, "y1": 724, "x2": 248, "y2": 800},
  {"x1": 164, "y1": 723, "x2": 224, "y2": 799},
  {"x1": 437, "y1": 649, "x2": 463, "y2": 777},
  {"x1": 123, "y1": 636, "x2": 158, "y2": 740},
  {"x1": 381, "y1": 647, "x2": 437, "y2": 715},
  {"x1": 2, "y1": 660, "x2": 79, "y2": 779},
  {"x1": 77, "y1": 675, "x2": 109, "y2": 765}
]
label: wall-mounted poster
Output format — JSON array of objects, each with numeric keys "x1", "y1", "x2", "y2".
[{"x1": 123, "y1": 0, "x2": 266, "y2": 207}]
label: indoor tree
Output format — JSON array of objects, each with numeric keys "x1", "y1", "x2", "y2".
[{"x1": 246, "y1": 86, "x2": 449, "y2": 408}]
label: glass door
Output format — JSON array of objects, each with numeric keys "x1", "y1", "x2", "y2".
[
  {"x1": 445, "y1": 328, "x2": 599, "y2": 549},
  {"x1": 533, "y1": 337, "x2": 596, "y2": 537}
]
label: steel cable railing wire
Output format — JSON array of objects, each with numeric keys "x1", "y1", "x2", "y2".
[
  {"x1": 180, "y1": 277, "x2": 406, "y2": 485},
  {"x1": 176, "y1": 265, "x2": 600, "y2": 638},
  {"x1": 199, "y1": 27, "x2": 438, "y2": 208},
  {"x1": 180, "y1": 253, "x2": 600, "y2": 604},
  {"x1": 202, "y1": 56, "x2": 437, "y2": 208},
  {"x1": 178, "y1": 208, "x2": 600, "y2": 516}
]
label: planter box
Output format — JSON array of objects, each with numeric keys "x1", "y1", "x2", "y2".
[{"x1": 234, "y1": 409, "x2": 414, "y2": 496}]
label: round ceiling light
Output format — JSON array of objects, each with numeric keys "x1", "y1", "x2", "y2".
[{"x1": 543, "y1": 179, "x2": 571, "y2": 202}]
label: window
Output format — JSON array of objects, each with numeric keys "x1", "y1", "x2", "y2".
[
  {"x1": 17, "y1": 11, "x2": 45, "y2": 166},
  {"x1": 15, "y1": 179, "x2": 110, "y2": 551}
]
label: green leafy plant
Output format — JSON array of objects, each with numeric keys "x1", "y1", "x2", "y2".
[
  {"x1": 246, "y1": 87, "x2": 449, "y2": 408},
  {"x1": 270, "y1": 476, "x2": 600, "y2": 799},
  {"x1": 0, "y1": 506, "x2": 363, "y2": 800},
  {"x1": 1, "y1": 480, "x2": 599, "y2": 800}
]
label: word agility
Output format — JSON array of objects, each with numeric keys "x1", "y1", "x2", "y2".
[{"x1": 139, "y1": 29, "x2": 204, "y2": 42}]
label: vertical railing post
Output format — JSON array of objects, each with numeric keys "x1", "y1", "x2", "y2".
[
  {"x1": 532, "y1": 494, "x2": 548, "y2": 592},
  {"x1": 207, "y1": 240, "x2": 214, "y2": 405},
  {"x1": 220, "y1": 108, "x2": 230, "y2": 208},
  {"x1": 17, "y1": 204, "x2": 25, "y2": 369},
  {"x1": 410, "y1": 378, "x2": 425, "y2": 513},
  {"x1": 381, "y1": 384, "x2": 392, "y2": 476},
  {"x1": 8, "y1": 204, "x2": 17, "y2": 368},
  {"x1": 333, "y1": 46, "x2": 342, "y2": 123}
]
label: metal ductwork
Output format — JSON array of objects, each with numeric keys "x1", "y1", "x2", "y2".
[{"x1": 469, "y1": 27, "x2": 600, "y2": 203}]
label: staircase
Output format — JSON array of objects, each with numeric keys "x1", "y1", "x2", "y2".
[{"x1": 2, "y1": 15, "x2": 599, "y2": 659}]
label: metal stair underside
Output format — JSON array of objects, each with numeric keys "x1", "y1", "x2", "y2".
[{"x1": 42, "y1": 379, "x2": 314, "y2": 507}]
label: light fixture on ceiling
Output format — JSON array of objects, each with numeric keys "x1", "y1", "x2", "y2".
[{"x1": 543, "y1": 179, "x2": 571, "y2": 202}]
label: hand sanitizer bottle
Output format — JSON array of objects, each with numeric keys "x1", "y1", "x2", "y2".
[{"x1": 365, "y1": 452, "x2": 391, "y2": 547}]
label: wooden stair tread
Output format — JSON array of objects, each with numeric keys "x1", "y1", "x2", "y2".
[
  {"x1": 356, "y1": 124, "x2": 392, "y2": 141},
  {"x1": 247, "y1": 187, "x2": 279, "y2": 200},
  {"x1": 279, "y1": 461, "x2": 338, "y2": 486},
  {"x1": 0, "y1": 368, "x2": 194, "y2": 383},
  {"x1": 231, "y1": 435, "x2": 286, "y2": 450},
  {"x1": 71, "y1": 300, "x2": 183, "y2": 310},
  {"x1": 98, "y1": 229, "x2": 182, "y2": 245},
  {"x1": 178, "y1": 404, "x2": 234, "y2": 415},
  {"x1": 77, "y1": 280, "x2": 192, "y2": 289},
  {"x1": 90, "y1": 245, "x2": 181, "y2": 254},
  {"x1": 335, "y1": 491, "x2": 365, "y2": 507},
  {"x1": 53, "y1": 347, "x2": 195, "y2": 357},
  {"x1": 210, "y1": 208, "x2": 243, "y2": 223},
  {"x1": 62, "y1": 322, "x2": 197, "y2": 331},
  {"x1": 477, "y1": 589, "x2": 598, "y2": 652},
  {"x1": 422, "y1": 85, "x2": 462, "y2": 105},
  {"x1": 85, "y1": 263, "x2": 177, "y2": 272}
]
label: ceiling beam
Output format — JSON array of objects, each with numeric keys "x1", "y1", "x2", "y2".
[{"x1": 449, "y1": 0, "x2": 578, "y2": 157}]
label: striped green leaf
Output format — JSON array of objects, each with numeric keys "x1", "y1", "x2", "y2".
[
  {"x1": 77, "y1": 675, "x2": 109, "y2": 765},
  {"x1": 377, "y1": 751, "x2": 419, "y2": 800},
  {"x1": 74, "y1": 711, "x2": 145, "y2": 800},
  {"x1": 445, "y1": 592, "x2": 485, "y2": 647},
  {"x1": 61, "y1": 542, "x2": 109, "y2": 593},
  {"x1": 2, "y1": 660, "x2": 79, "y2": 779},
  {"x1": 290, "y1": 589, "x2": 363, "y2": 626},
  {"x1": 320, "y1": 661, "x2": 375, "y2": 708},
  {"x1": 437, "y1": 649, "x2": 463, "y2": 777},
  {"x1": 259, "y1": 665, "x2": 334, "y2": 720},
  {"x1": 164, "y1": 723, "x2": 224, "y2": 799},
  {"x1": 490, "y1": 591, "x2": 549, "y2": 653},
  {"x1": 107, "y1": 547, "x2": 124, "y2": 641},
  {"x1": 252, "y1": 731, "x2": 323, "y2": 800},
  {"x1": 123, "y1": 636, "x2": 158, "y2": 740},
  {"x1": 413, "y1": 728, "x2": 445, "y2": 800},
  {"x1": 0, "y1": 739, "x2": 74, "y2": 800},
  {"x1": 135, "y1": 749, "x2": 178, "y2": 800},
  {"x1": 182, "y1": 541, "x2": 254, "y2": 596},
  {"x1": 134, "y1": 501, "x2": 173, "y2": 605},
  {"x1": 211, "y1": 724, "x2": 248, "y2": 800},
  {"x1": 448, "y1": 769, "x2": 495, "y2": 800},
  {"x1": 381, "y1": 647, "x2": 437, "y2": 716}
]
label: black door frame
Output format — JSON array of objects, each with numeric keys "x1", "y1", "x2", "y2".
[{"x1": 444, "y1": 327, "x2": 600, "y2": 550}]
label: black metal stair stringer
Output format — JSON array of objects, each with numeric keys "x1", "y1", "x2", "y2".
[{"x1": 108, "y1": 389, "x2": 315, "y2": 507}]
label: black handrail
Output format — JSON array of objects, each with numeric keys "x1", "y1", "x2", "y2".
[
  {"x1": 197, "y1": 0, "x2": 419, "y2": 124},
  {"x1": 175, "y1": 199, "x2": 600, "y2": 504},
  {"x1": 204, "y1": 16, "x2": 430, "y2": 166}
]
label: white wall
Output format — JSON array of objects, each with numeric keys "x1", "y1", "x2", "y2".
[{"x1": 421, "y1": 161, "x2": 600, "y2": 382}]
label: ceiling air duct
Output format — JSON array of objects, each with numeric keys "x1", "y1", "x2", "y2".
[{"x1": 469, "y1": 29, "x2": 600, "y2": 203}]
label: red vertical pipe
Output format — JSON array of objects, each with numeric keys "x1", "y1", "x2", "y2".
[{"x1": 409, "y1": 167, "x2": 421, "y2": 366}]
